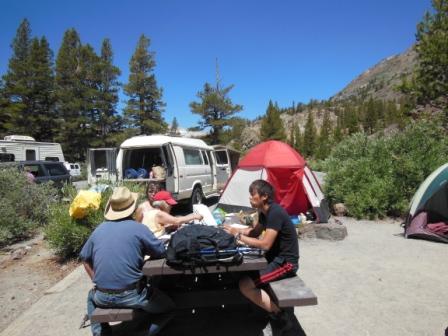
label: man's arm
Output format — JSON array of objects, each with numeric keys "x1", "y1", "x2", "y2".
[{"x1": 83, "y1": 261, "x2": 94, "y2": 281}]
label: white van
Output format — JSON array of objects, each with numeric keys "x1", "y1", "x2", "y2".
[
  {"x1": 0, "y1": 135, "x2": 65, "y2": 163},
  {"x1": 64, "y1": 162, "x2": 81, "y2": 177},
  {"x1": 87, "y1": 135, "x2": 238, "y2": 207}
]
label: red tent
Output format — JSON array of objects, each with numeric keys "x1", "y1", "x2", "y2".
[{"x1": 218, "y1": 140, "x2": 330, "y2": 222}]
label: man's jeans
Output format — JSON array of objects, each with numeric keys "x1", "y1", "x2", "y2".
[{"x1": 87, "y1": 286, "x2": 175, "y2": 336}]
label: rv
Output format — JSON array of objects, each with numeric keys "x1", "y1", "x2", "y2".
[
  {"x1": 0, "y1": 135, "x2": 65, "y2": 163},
  {"x1": 87, "y1": 135, "x2": 238, "y2": 207}
]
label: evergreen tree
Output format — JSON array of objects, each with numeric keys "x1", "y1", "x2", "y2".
[
  {"x1": 363, "y1": 97, "x2": 378, "y2": 134},
  {"x1": 55, "y1": 29, "x2": 88, "y2": 161},
  {"x1": 0, "y1": 79, "x2": 10, "y2": 138},
  {"x1": 2, "y1": 19, "x2": 32, "y2": 135},
  {"x1": 316, "y1": 110, "x2": 332, "y2": 159},
  {"x1": 170, "y1": 117, "x2": 179, "y2": 135},
  {"x1": 413, "y1": 0, "x2": 448, "y2": 104},
  {"x1": 294, "y1": 123, "x2": 304, "y2": 153},
  {"x1": 190, "y1": 82, "x2": 243, "y2": 144},
  {"x1": 303, "y1": 111, "x2": 317, "y2": 157},
  {"x1": 288, "y1": 123, "x2": 295, "y2": 147},
  {"x1": 95, "y1": 38, "x2": 121, "y2": 146},
  {"x1": 124, "y1": 34, "x2": 166, "y2": 135},
  {"x1": 27, "y1": 37, "x2": 56, "y2": 141},
  {"x1": 260, "y1": 100, "x2": 286, "y2": 141}
]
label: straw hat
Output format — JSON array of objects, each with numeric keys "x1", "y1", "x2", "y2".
[{"x1": 104, "y1": 187, "x2": 139, "y2": 221}]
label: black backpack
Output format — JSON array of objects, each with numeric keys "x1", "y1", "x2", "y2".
[{"x1": 166, "y1": 225, "x2": 243, "y2": 271}]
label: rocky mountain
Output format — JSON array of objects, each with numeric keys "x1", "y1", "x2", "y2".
[
  {"x1": 238, "y1": 46, "x2": 417, "y2": 151},
  {"x1": 331, "y1": 46, "x2": 417, "y2": 102}
]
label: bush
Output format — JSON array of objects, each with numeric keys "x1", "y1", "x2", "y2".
[
  {"x1": 0, "y1": 168, "x2": 58, "y2": 246},
  {"x1": 322, "y1": 120, "x2": 448, "y2": 219},
  {"x1": 45, "y1": 182, "x2": 150, "y2": 259},
  {"x1": 45, "y1": 185, "x2": 112, "y2": 259}
]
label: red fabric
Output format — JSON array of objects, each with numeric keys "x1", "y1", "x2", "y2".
[
  {"x1": 427, "y1": 222, "x2": 448, "y2": 236},
  {"x1": 238, "y1": 140, "x2": 305, "y2": 168},
  {"x1": 267, "y1": 168, "x2": 309, "y2": 215},
  {"x1": 235, "y1": 140, "x2": 312, "y2": 216}
]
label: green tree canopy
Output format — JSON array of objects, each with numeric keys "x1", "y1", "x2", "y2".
[
  {"x1": 303, "y1": 111, "x2": 317, "y2": 157},
  {"x1": 2, "y1": 19, "x2": 32, "y2": 136},
  {"x1": 170, "y1": 117, "x2": 180, "y2": 135},
  {"x1": 190, "y1": 82, "x2": 243, "y2": 144},
  {"x1": 124, "y1": 34, "x2": 166, "y2": 135},
  {"x1": 260, "y1": 100, "x2": 286, "y2": 141},
  {"x1": 414, "y1": 0, "x2": 448, "y2": 104}
]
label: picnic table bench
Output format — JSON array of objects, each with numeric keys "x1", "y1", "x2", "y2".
[{"x1": 91, "y1": 257, "x2": 317, "y2": 323}]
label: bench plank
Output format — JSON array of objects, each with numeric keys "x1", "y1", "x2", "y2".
[{"x1": 269, "y1": 276, "x2": 318, "y2": 308}]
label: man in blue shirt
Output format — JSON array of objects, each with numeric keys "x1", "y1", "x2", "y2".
[{"x1": 80, "y1": 186, "x2": 175, "y2": 336}]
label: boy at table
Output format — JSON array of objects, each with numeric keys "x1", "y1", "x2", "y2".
[
  {"x1": 80, "y1": 186, "x2": 175, "y2": 336},
  {"x1": 224, "y1": 179, "x2": 299, "y2": 334}
]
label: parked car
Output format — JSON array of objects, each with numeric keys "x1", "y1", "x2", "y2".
[
  {"x1": 0, "y1": 160, "x2": 71, "y2": 187},
  {"x1": 64, "y1": 162, "x2": 81, "y2": 177}
]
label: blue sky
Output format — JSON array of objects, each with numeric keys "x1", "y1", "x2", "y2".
[{"x1": 0, "y1": 0, "x2": 431, "y2": 128}]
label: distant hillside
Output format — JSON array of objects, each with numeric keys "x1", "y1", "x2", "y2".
[
  {"x1": 331, "y1": 47, "x2": 417, "y2": 102},
  {"x1": 238, "y1": 46, "x2": 417, "y2": 151}
]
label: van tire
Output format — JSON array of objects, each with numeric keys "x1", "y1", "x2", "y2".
[{"x1": 190, "y1": 186, "x2": 203, "y2": 210}]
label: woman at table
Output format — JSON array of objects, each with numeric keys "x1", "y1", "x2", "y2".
[
  {"x1": 137, "y1": 190, "x2": 203, "y2": 238},
  {"x1": 136, "y1": 181, "x2": 163, "y2": 219},
  {"x1": 224, "y1": 179, "x2": 299, "y2": 334}
]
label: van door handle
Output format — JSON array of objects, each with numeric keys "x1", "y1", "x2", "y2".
[{"x1": 179, "y1": 174, "x2": 183, "y2": 177}]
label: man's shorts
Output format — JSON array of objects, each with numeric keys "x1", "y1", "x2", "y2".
[{"x1": 252, "y1": 256, "x2": 298, "y2": 287}]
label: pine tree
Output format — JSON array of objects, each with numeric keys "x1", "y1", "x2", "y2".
[
  {"x1": 260, "y1": 100, "x2": 286, "y2": 141},
  {"x1": 316, "y1": 110, "x2": 332, "y2": 159},
  {"x1": 54, "y1": 29, "x2": 87, "y2": 161},
  {"x1": 0, "y1": 79, "x2": 10, "y2": 138},
  {"x1": 95, "y1": 38, "x2": 121, "y2": 146},
  {"x1": 2, "y1": 19, "x2": 32, "y2": 135},
  {"x1": 170, "y1": 117, "x2": 179, "y2": 135},
  {"x1": 27, "y1": 37, "x2": 56, "y2": 141},
  {"x1": 190, "y1": 82, "x2": 243, "y2": 144},
  {"x1": 303, "y1": 111, "x2": 317, "y2": 157},
  {"x1": 124, "y1": 34, "x2": 166, "y2": 135},
  {"x1": 363, "y1": 97, "x2": 378, "y2": 134},
  {"x1": 413, "y1": 0, "x2": 448, "y2": 104},
  {"x1": 294, "y1": 123, "x2": 304, "y2": 153},
  {"x1": 288, "y1": 123, "x2": 295, "y2": 147}
]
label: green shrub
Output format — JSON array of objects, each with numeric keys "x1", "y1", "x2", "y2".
[
  {"x1": 0, "y1": 168, "x2": 58, "y2": 246},
  {"x1": 322, "y1": 120, "x2": 448, "y2": 219},
  {"x1": 45, "y1": 187, "x2": 112, "y2": 259}
]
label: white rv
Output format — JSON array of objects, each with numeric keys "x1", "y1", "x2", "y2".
[
  {"x1": 0, "y1": 135, "x2": 65, "y2": 162},
  {"x1": 87, "y1": 135, "x2": 238, "y2": 207}
]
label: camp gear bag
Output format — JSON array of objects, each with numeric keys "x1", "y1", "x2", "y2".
[{"x1": 166, "y1": 225, "x2": 243, "y2": 270}]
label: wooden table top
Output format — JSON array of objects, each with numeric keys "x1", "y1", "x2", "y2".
[{"x1": 143, "y1": 256, "x2": 267, "y2": 276}]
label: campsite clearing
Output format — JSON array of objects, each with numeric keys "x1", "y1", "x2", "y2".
[{"x1": 298, "y1": 217, "x2": 448, "y2": 336}]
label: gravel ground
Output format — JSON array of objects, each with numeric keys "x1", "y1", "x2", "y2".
[{"x1": 297, "y1": 217, "x2": 448, "y2": 336}]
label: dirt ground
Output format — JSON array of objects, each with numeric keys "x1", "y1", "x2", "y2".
[{"x1": 0, "y1": 234, "x2": 79, "y2": 332}]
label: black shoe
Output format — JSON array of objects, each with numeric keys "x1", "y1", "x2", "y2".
[{"x1": 269, "y1": 310, "x2": 292, "y2": 336}]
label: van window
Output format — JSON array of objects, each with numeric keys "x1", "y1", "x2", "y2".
[
  {"x1": 26, "y1": 150, "x2": 36, "y2": 161},
  {"x1": 24, "y1": 164, "x2": 45, "y2": 177},
  {"x1": 0, "y1": 153, "x2": 14, "y2": 162},
  {"x1": 215, "y1": 150, "x2": 228, "y2": 165},
  {"x1": 201, "y1": 151, "x2": 209, "y2": 165},
  {"x1": 93, "y1": 151, "x2": 107, "y2": 169},
  {"x1": 184, "y1": 149, "x2": 203, "y2": 165},
  {"x1": 45, "y1": 157, "x2": 59, "y2": 162},
  {"x1": 125, "y1": 148, "x2": 163, "y2": 171},
  {"x1": 45, "y1": 163, "x2": 67, "y2": 176}
]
